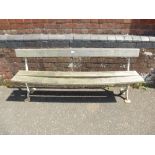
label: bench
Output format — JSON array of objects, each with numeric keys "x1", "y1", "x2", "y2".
[{"x1": 11, "y1": 48, "x2": 144, "y2": 103}]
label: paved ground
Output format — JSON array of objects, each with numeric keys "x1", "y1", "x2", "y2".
[{"x1": 0, "y1": 86, "x2": 154, "y2": 135}]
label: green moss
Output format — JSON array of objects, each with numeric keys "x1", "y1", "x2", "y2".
[
  {"x1": 2, "y1": 80, "x2": 15, "y2": 87},
  {"x1": 131, "y1": 83, "x2": 152, "y2": 90},
  {"x1": 102, "y1": 83, "x2": 151, "y2": 90},
  {"x1": 0, "y1": 76, "x2": 4, "y2": 86},
  {"x1": 0, "y1": 77, "x2": 19, "y2": 88}
]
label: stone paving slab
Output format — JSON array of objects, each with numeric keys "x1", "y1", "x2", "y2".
[
  {"x1": 0, "y1": 86, "x2": 155, "y2": 135},
  {"x1": 1, "y1": 34, "x2": 155, "y2": 48}
]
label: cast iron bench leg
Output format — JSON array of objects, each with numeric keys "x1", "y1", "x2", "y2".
[
  {"x1": 124, "y1": 85, "x2": 131, "y2": 103},
  {"x1": 25, "y1": 83, "x2": 30, "y2": 102}
]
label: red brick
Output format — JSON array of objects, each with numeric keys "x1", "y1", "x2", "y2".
[
  {"x1": 32, "y1": 23, "x2": 45, "y2": 28},
  {"x1": 7, "y1": 19, "x2": 17, "y2": 24},
  {"x1": 32, "y1": 19, "x2": 48, "y2": 23},
  {"x1": 73, "y1": 29, "x2": 89, "y2": 34},
  {"x1": 47, "y1": 19, "x2": 57, "y2": 24},
  {"x1": 4, "y1": 72, "x2": 13, "y2": 79},
  {"x1": 118, "y1": 29, "x2": 130, "y2": 34},
  {"x1": 45, "y1": 29, "x2": 58, "y2": 33},
  {"x1": 100, "y1": 23, "x2": 131, "y2": 29},
  {"x1": 99, "y1": 19, "x2": 124, "y2": 24},
  {"x1": 0, "y1": 23, "x2": 10, "y2": 30},
  {"x1": 0, "y1": 19, "x2": 8, "y2": 24},
  {"x1": 71, "y1": 23, "x2": 88, "y2": 29},
  {"x1": 72, "y1": 19, "x2": 90, "y2": 23},
  {"x1": 24, "y1": 29, "x2": 34, "y2": 34},
  {"x1": 129, "y1": 29, "x2": 146, "y2": 35},
  {"x1": 23, "y1": 19, "x2": 32, "y2": 23},
  {"x1": 90, "y1": 19, "x2": 99, "y2": 23},
  {"x1": 87, "y1": 23, "x2": 100, "y2": 29},
  {"x1": 44, "y1": 23, "x2": 60, "y2": 29},
  {"x1": 14, "y1": 29, "x2": 26, "y2": 34},
  {"x1": 15, "y1": 19, "x2": 24, "y2": 23},
  {"x1": 98, "y1": 19, "x2": 114, "y2": 24},
  {"x1": 60, "y1": 23, "x2": 73, "y2": 29},
  {"x1": 130, "y1": 24, "x2": 147, "y2": 29},
  {"x1": 26, "y1": 24, "x2": 37, "y2": 29},
  {"x1": 10, "y1": 24, "x2": 25, "y2": 29},
  {"x1": 123, "y1": 19, "x2": 133, "y2": 23},
  {"x1": 0, "y1": 19, "x2": 155, "y2": 36},
  {"x1": 41, "y1": 29, "x2": 48, "y2": 34},
  {"x1": 88, "y1": 29, "x2": 99, "y2": 34},
  {"x1": 139, "y1": 19, "x2": 155, "y2": 24},
  {"x1": 55, "y1": 19, "x2": 72, "y2": 24},
  {"x1": 58, "y1": 29, "x2": 72, "y2": 34}
]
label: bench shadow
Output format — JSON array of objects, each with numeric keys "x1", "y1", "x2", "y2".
[{"x1": 6, "y1": 89, "x2": 117, "y2": 103}]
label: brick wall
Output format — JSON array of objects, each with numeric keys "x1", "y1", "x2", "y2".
[
  {"x1": 0, "y1": 48, "x2": 155, "y2": 79},
  {"x1": 0, "y1": 19, "x2": 155, "y2": 80},
  {"x1": 0, "y1": 19, "x2": 155, "y2": 35}
]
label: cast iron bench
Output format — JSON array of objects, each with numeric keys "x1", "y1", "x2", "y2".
[{"x1": 11, "y1": 48, "x2": 144, "y2": 103}]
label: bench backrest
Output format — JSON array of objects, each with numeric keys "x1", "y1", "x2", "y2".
[{"x1": 15, "y1": 48, "x2": 140, "y2": 58}]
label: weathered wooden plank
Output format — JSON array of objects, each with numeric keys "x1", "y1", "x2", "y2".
[
  {"x1": 11, "y1": 75, "x2": 144, "y2": 86},
  {"x1": 15, "y1": 48, "x2": 140, "y2": 57},
  {"x1": 16, "y1": 70, "x2": 140, "y2": 78}
]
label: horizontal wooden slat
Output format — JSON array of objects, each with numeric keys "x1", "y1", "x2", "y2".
[
  {"x1": 15, "y1": 48, "x2": 140, "y2": 57},
  {"x1": 11, "y1": 75, "x2": 144, "y2": 86},
  {"x1": 16, "y1": 70, "x2": 140, "y2": 78}
]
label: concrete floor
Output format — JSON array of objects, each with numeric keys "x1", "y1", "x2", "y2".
[{"x1": 0, "y1": 86, "x2": 155, "y2": 135}]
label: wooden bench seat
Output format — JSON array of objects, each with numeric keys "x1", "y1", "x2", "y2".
[
  {"x1": 12, "y1": 70, "x2": 144, "y2": 86},
  {"x1": 11, "y1": 48, "x2": 144, "y2": 103}
]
